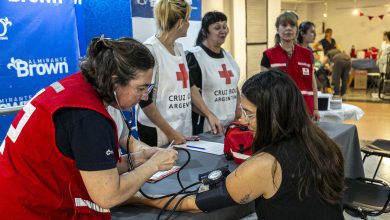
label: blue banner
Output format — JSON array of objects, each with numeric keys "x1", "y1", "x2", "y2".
[
  {"x1": 0, "y1": 0, "x2": 198, "y2": 141},
  {"x1": 0, "y1": 0, "x2": 80, "y2": 140},
  {"x1": 76, "y1": 0, "x2": 133, "y2": 56}
]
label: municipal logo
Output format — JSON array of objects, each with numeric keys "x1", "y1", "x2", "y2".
[
  {"x1": 7, "y1": 57, "x2": 69, "y2": 78},
  {"x1": 0, "y1": 17, "x2": 12, "y2": 40}
]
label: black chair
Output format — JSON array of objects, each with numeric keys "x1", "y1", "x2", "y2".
[
  {"x1": 361, "y1": 139, "x2": 390, "y2": 179},
  {"x1": 343, "y1": 177, "x2": 390, "y2": 220},
  {"x1": 378, "y1": 54, "x2": 390, "y2": 100}
]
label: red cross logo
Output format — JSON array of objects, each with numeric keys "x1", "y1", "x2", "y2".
[
  {"x1": 176, "y1": 63, "x2": 189, "y2": 88},
  {"x1": 218, "y1": 64, "x2": 234, "y2": 84}
]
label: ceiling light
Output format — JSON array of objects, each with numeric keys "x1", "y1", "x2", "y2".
[{"x1": 352, "y1": 8, "x2": 359, "y2": 16}]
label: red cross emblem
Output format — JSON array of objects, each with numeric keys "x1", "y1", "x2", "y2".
[
  {"x1": 176, "y1": 63, "x2": 189, "y2": 88},
  {"x1": 218, "y1": 64, "x2": 234, "y2": 84}
]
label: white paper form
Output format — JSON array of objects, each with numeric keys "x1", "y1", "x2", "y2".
[{"x1": 174, "y1": 140, "x2": 224, "y2": 155}]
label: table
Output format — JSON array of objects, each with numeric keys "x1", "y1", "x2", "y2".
[
  {"x1": 319, "y1": 103, "x2": 365, "y2": 123},
  {"x1": 351, "y1": 59, "x2": 378, "y2": 71},
  {"x1": 112, "y1": 132, "x2": 254, "y2": 220},
  {"x1": 318, "y1": 122, "x2": 365, "y2": 178},
  {"x1": 112, "y1": 122, "x2": 364, "y2": 219}
]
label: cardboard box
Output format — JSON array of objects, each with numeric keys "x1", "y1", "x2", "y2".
[
  {"x1": 354, "y1": 74, "x2": 367, "y2": 89},
  {"x1": 351, "y1": 69, "x2": 368, "y2": 89}
]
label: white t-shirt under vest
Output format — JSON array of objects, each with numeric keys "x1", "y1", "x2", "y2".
[
  {"x1": 188, "y1": 46, "x2": 240, "y2": 132},
  {"x1": 138, "y1": 36, "x2": 192, "y2": 141}
]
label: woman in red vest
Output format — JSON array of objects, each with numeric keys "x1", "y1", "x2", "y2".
[
  {"x1": 0, "y1": 37, "x2": 178, "y2": 219},
  {"x1": 260, "y1": 11, "x2": 320, "y2": 121}
]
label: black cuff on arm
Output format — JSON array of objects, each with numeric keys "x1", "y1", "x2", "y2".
[{"x1": 195, "y1": 181, "x2": 238, "y2": 212}]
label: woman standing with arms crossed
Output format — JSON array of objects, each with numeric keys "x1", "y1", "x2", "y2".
[
  {"x1": 313, "y1": 28, "x2": 338, "y2": 56},
  {"x1": 138, "y1": 0, "x2": 193, "y2": 146},
  {"x1": 187, "y1": 11, "x2": 240, "y2": 135},
  {"x1": 261, "y1": 11, "x2": 320, "y2": 120}
]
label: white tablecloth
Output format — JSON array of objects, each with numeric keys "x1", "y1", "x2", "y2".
[{"x1": 319, "y1": 103, "x2": 365, "y2": 123}]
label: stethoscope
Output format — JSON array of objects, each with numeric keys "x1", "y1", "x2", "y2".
[{"x1": 113, "y1": 90, "x2": 135, "y2": 170}]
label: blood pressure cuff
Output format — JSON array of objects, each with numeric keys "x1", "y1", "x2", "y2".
[{"x1": 195, "y1": 181, "x2": 238, "y2": 212}]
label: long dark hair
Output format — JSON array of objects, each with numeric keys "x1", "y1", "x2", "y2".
[
  {"x1": 195, "y1": 11, "x2": 227, "y2": 46},
  {"x1": 297, "y1": 21, "x2": 315, "y2": 44},
  {"x1": 80, "y1": 37, "x2": 155, "y2": 104},
  {"x1": 241, "y1": 69, "x2": 344, "y2": 204}
]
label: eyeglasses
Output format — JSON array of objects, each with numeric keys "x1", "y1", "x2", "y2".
[
  {"x1": 139, "y1": 83, "x2": 154, "y2": 98},
  {"x1": 240, "y1": 104, "x2": 256, "y2": 122}
]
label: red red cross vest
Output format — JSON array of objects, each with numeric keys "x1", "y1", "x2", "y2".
[
  {"x1": 0, "y1": 73, "x2": 119, "y2": 220},
  {"x1": 265, "y1": 44, "x2": 314, "y2": 115}
]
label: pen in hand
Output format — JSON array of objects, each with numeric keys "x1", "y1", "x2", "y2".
[{"x1": 167, "y1": 140, "x2": 175, "y2": 149}]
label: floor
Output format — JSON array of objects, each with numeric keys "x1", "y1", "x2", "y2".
[{"x1": 240, "y1": 88, "x2": 390, "y2": 220}]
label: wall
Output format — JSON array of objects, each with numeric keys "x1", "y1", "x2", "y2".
[
  {"x1": 283, "y1": 0, "x2": 390, "y2": 53},
  {"x1": 268, "y1": 0, "x2": 282, "y2": 48},
  {"x1": 281, "y1": 3, "x2": 310, "y2": 21}
]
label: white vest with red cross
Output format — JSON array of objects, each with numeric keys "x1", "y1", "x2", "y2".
[
  {"x1": 0, "y1": 73, "x2": 118, "y2": 219},
  {"x1": 189, "y1": 46, "x2": 240, "y2": 132},
  {"x1": 138, "y1": 36, "x2": 192, "y2": 138},
  {"x1": 264, "y1": 44, "x2": 314, "y2": 115}
]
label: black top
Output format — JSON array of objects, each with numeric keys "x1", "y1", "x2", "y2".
[
  {"x1": 255, "y1": 138, "x2": 344, "y2": 220},
  {"x1": 260, "y1": 52, "x2": 271, "y2": 68},
  {"x1": 186, "y1": 44, "x2": 224, "y2": 134},
  {"x1": 54, "y1": 108, "x2": 117, "y2": 171},
  {"x1": 320, "y1": 38, "x2": 336, "y2": 55}
]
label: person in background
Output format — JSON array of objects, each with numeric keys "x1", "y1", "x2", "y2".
[
  {"x1": 313, "y1": 28, "x2": 338, "y2": 55},
  {"x1": 261, "y1": 11, "x2": 320, "y2": 121},
  {"x1": 298, "y1": 21, "x2": 333, "y2": 96},
  {"x1": 131, "y1": 69, "x2": 345, "y2": 220},
  {"x1": 326, "y1": 48, "x2": 352, "y2": 97},
  {"x1": 0, "y1": 37, "x2": 178, "y2": 219},
  {"x1": 377, "y1": 31, "x2": 390, "y2": 73},
  {"x1": 313, "y1": 51, "x2": 332, "y2": 93},
  {"x1": 297, "y1": 21, "x2": 316, "y2": 60},
  {"x1": 186, "y1": 11, "x2": 240, "y2": 135},
  {"x1": 378, "y1": 31, "x2": 389, "y2": 60},
  {"x1": 138, "y1": 0, "x2": 220, "y2": 146}
]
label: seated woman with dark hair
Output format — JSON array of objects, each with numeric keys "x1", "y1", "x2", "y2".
[{"x1": 130, "y1": 68, "x2": 345, "y2": 220}]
